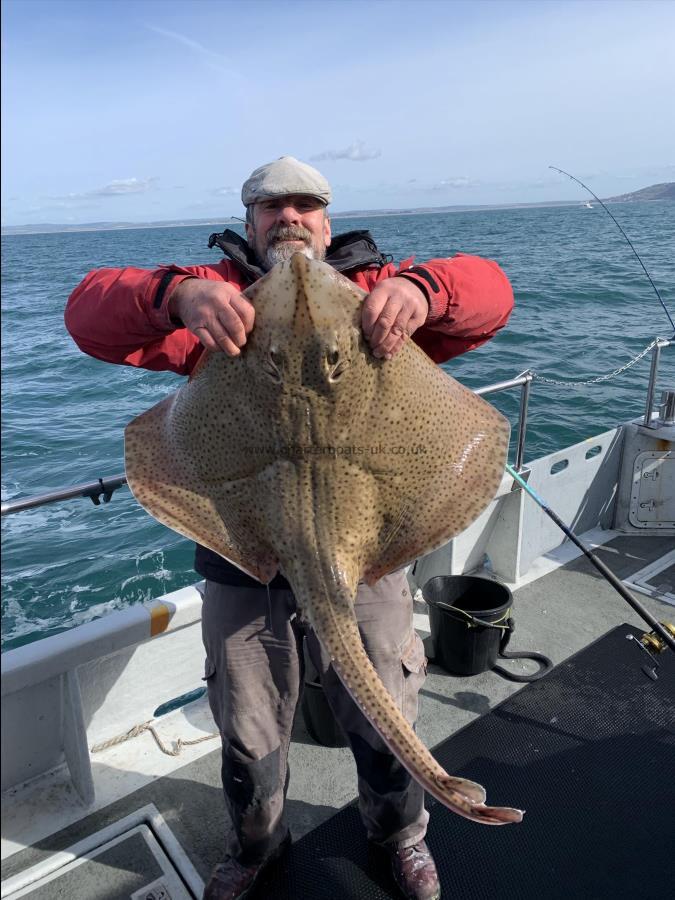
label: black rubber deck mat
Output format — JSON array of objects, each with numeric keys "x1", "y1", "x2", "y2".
[{"x1": 259, "y1": 624, "x2": 674, "y2": 899}]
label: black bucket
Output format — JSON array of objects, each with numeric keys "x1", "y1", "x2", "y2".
[
  {"x1": 422, "y1": 575, "x2": 553, "y2": 681},
  {"x1": 423, "y1": 575, "x2": 511, "y2": 675}
]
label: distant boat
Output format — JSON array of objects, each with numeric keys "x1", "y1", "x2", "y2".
[{"x1": 583, "y1": 201, "x2": 594, "y2": 208}]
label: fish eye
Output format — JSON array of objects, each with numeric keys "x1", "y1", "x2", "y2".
[{"x1": 264, "y1": 347, "x2": 283, "y2": 382}]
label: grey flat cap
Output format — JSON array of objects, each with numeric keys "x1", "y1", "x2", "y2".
[{"x1": 241, "y1": 156, "x2": 332, "y2": 207}]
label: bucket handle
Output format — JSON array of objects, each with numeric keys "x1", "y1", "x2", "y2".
[
  {"x1": 436, "y1": 601, "x2": 511, "y2": 631},
  {"x1": 434, "y1": 603, "x2": 554, "y2": 683}
]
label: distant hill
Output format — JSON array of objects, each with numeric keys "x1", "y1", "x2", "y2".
[
  {"x1": 603, "y1": 182, "x2": 675, "y2": 203},
  {"x1": 2, "y1": 183, "x2": 672, "y2": 235}
]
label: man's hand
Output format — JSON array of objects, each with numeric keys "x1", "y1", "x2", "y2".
[
  {"x1": 361, "y1": 278, "x2": 429, "y2": 359},
  {"x1": 169, "y1": 279, "x2": 255, "y2": 356}
]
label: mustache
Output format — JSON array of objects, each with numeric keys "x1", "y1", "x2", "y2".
[{"x1": 265, "y1": 225, "x2": 313, "y2": 246}]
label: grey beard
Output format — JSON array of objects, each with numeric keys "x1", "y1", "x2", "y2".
[
  {"x1": 263, "y1": 240, "x2": 323, "y2": 269},
  {"x1": 251, "y1": 225, "x2": 327, "y2": 271}
]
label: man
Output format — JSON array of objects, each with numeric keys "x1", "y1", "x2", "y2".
[{"x1": 65, "y1": 156, "x2": 514, "y2": 900}]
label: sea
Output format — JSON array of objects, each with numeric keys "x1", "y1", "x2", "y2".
[{"x1": 2, "y1": 202, "x2": 673, "y2": 650}]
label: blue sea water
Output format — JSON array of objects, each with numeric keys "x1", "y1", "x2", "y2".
[{"x1": 2, "y1": 203, "x2": 673, "y2": 650}]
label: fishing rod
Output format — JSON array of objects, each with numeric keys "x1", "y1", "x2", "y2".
[
  {"x1": 549, "y1": 165, "x2": 675, "y2": 335},
  {"x1": 506, "y1": 463, "x2": 675, "y2": 656}
]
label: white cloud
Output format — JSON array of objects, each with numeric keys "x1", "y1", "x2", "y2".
[
  {"x1": 92, "y1": 177, "x2": 158, "y2": 196},
  {"x1": 310, "y1": 141, "x2": 381, "y2": 162},
  {"x1": 437, "y1": 176, "x2": 478, "y2": 189},
  {"x1": 211, "y1": 186, "x2": 238, "y2": 196},
  {"x1": 13, "y1": 178, "x2": 160, "y2": 214}
]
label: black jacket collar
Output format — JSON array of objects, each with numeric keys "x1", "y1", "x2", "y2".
[{"x1": 207, "y1": 228, "x2": 390, "y2": 283}]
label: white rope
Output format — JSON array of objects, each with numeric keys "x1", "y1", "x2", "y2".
[
  {"x1": 532, "y1": 338, "x2": 659, "y2": 387},
  {"x1": 90, "y1": 720, "x2": 219, "y2": 757}
]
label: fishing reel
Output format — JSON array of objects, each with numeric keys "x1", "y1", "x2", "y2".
[
  {"x1": 641, "y1": 621, "x2": 675, "y2": 654},
  {"x1": 626, "y1": 621, "x2": 675, "y2": 681}
]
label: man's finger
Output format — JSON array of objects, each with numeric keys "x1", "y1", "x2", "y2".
[
  {"x1": 230, "y1": 295, "x2": 256, "y2": 334},
  {"x1": 361, "y1": 288, "x2": 390, "y2": 337},
  {"x1": 368, "y1": 298, "x2": 404, "y2": 349},
  {"x1": 213, "y1": 328, "x2": 241, "y2": 356},
  {"x1": 216, "y1": 305, "x2": 248, "y2": 348},
  {"x1": 388, "y1": 333, "x2": 407, "y2": 358},
  {"x1": 194, "y1": 324, "x2": 240, "y2": 356},
  {"x1": 372, "y1": 291, "x2": 428, "y2": 356},
  {"x1": 193, "y1": 325, "x2": 219, "y2": 352},
  {"x1": 373, "y1": 327, "x2": 408, "y2": 357}
]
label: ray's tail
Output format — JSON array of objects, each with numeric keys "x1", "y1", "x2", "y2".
[{"x1": 311, "y1": 593, "x2": 524, "y2": 826}]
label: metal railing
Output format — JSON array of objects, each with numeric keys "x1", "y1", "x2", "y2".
[
  {"x1": 1, "y1": 474, "x2": 129, "y2": 516},
  {"x1": 1, "y1": 338, "x2": 670, "y2": 518},
  {"x1": 476, "y1": 372, "x2": 533, "y2": 472},
  {"x1": 643, "y1": 337, "x2": 673, "y2": 427}
]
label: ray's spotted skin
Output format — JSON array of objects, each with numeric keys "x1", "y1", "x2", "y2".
[{"x1": 125, "y1": 254, "x2": 522, "y2": 825}]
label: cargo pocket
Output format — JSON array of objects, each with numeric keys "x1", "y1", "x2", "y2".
[
  {"x1": 201, "y1": 657, "x2": 222, "y2": 731},
  {"x1": 401, "y1": 632, "x2": 427, "y2": 725},
  {"x1": 202, "y1": 657, "x2": 217, "y2": 681}
]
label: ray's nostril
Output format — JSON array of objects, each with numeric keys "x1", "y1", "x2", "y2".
[{"x1": 327, "y1": 348, "x2": 340, "y2": 366}]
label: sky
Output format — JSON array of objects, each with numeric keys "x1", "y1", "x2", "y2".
[{"x1": 2, "y1": 0, "x2": 674, "y2": 226}]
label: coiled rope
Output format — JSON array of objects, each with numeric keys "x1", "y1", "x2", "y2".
[{"x1": 90, "y1": 720, "x2": 219, "y2": 757}]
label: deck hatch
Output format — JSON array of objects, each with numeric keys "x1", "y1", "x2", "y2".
[
  {"x1": 623, "y1": 548, "x2": 675, "y2": 606},
  {"x1": 629, "y1": 451, "x2": 674, "y2": 527},
  {"x1": 0, "y1": 805, "x2": 203, "y2": 900}
]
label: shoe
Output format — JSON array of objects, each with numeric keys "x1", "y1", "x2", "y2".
[
  {"x1": 385, "y1": 839, "x2": 441, "y2": 900},
  {"x1": 203, "y1": 833, "x2": 291, "y2": 900}
]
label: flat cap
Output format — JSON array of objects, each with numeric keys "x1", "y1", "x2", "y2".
[{"x1": 241, "y1": 156, "x2": 332, "y2": 207}]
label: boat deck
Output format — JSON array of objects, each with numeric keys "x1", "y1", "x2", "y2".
[{"x1": 2, "y1": 532, "x2": 673, "y2": 898}]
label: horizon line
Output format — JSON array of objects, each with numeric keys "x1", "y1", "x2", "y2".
[{"x1": 3, "y1": 187, "x2": 671, "y2": 235}]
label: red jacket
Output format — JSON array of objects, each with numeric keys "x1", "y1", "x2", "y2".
[{"x1": 65, "y1": 250, "x2": 513, "y2": 374}]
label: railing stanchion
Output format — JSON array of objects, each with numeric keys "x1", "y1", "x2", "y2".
[
  {"x1": 515, "y1": 373, "x2": 533, "y2": 472},
  {"x1": 643, "y1": 339, "x2": 667, "y2": 428}
]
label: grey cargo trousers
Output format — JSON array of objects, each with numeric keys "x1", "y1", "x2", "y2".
[{"x1": 201, "y1": 569, "x2": 429, "y2": 865}]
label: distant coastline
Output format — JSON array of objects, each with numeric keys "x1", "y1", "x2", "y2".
[
  {"x1": 3, "y1": 182, "x2": 672, "y2": 236},
  {"x1": 3, "y1": 200, "x2": 579, "y2": 236}
]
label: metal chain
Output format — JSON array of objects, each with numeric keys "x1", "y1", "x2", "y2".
[
  {"x1": 532, "y1": 338, "x2": 659, "y2": 387},
  {"x1": 90, "y1": 720, "x2": 219, "y2": 757}
]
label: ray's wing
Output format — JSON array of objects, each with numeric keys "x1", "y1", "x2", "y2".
[
  {"x1": 355, "y1": 341, "x2": 509, "y2": 582},
  {"x1": 125, "y1": 354, "x2": 280, "y2": 584}
]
